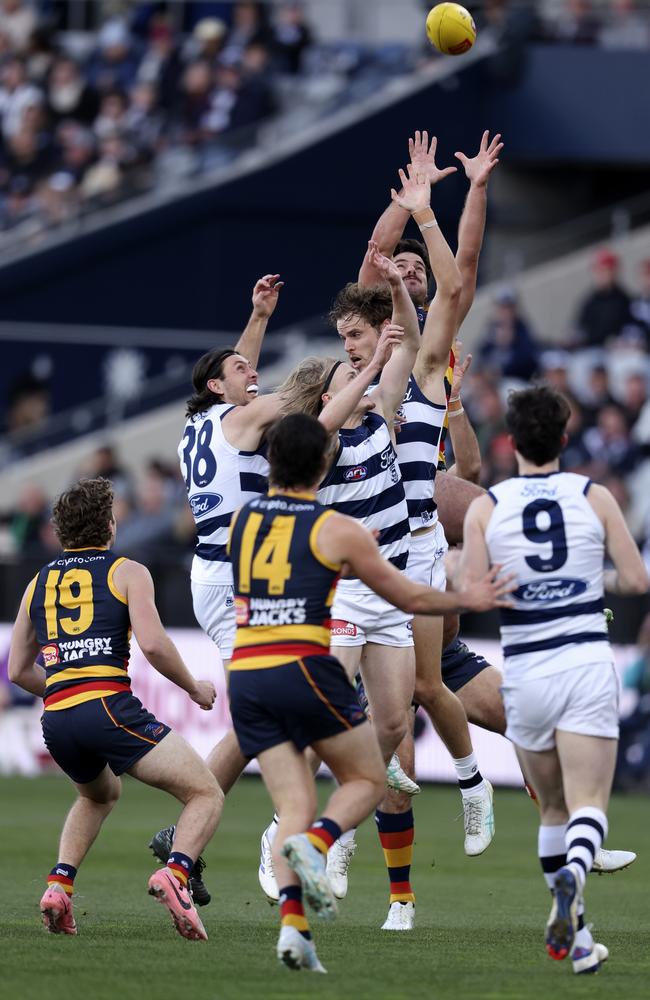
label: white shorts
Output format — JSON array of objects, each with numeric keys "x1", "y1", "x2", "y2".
[
  {"x1": 191, "y1": 580, "x2": 236, "y2": 661},
  {"x1": 330, "y1": 586, "x2": 413, "y2": 648},
  {"x1": 502, "y1": 661, "x2": 620, "y2": 752},
  {"x1": 405, "y1": 520, "x2": 448, "y2": 592}
]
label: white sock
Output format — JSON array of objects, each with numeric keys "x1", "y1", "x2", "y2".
[
  {"x1": 538, "y1": 823, "x2": 567, "y2": 892},
  {"x1": 339, "y1": 828, "x2": 357, "y2": 846},
  {"x1": 453, "y1": 752, "x2": 486, "y2": 799},
  {"x1": 265, "y1": 815, "x2": 279, "y2": 846}
]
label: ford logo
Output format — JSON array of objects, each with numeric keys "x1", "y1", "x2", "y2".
[
  {"x1": 514, "y1": 578, "x2": 588, "y2": 602},
  {"x1": 189, "y1": 493, "x2": 223, "y2": 518},
  {"x1": 344, "y1": 466, "x2": 367, "y2": 481}
]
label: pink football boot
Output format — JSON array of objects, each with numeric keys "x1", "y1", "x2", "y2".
[
  {"x1": 40, "y1": 884, "x2": 78, "y2": 935},
  {"x1": 148, "y1": 867, "x2": 208, "y2": 941}
]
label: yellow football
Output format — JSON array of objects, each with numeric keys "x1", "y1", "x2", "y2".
[{"x1": 426, "y1": 3, "x2": 476, "y2": 56}]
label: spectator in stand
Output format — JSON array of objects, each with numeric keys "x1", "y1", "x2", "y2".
[
  {"x1": 51, "y1": 121, "x2": 95, "y2": 186},
  {"x1": 466, "y1": 374, "x2": 507, "y2": 456},
  {"x1": 562, "y1": 395, "x2": 591, "y2": 472},
  {"x1": 578, "y1": 362, "x2": 616, "y2": 427},
  {"x1": 272, "y1": 2, "x2": 313, "y2": 75},
  {"x1": 220, "y1": 1, "x2": 271, "y2": 67},
  {"x1": 3, "y1": 372, "x2": 49, "y2": 433},
  {"x1": 539, "y1": 349, "x2": 572, "y2": 395},
  {"x1": 92, "y1": 88, "x2": 129, "y2": 141},
  {"x1": 191, "y1": 17, "x2": 227, "y2": 68},
  {"x1": 477, "y1": 285, "x2": 540, "y2": 381},
  {"x1": 582, "y1": 403, "x2": 640, "y2": 477},
  {"x1": 46, "y1": 55, "x2": 99, "y2": 127},
  {"x1": 6, "y1": 483, "x2": 54, "y2": 557},
  {"x1": 575, "y1": 248, "x2": 631, "y2": 346},
  {"x1": 24, "y1": 22, "x2": 56, "y2": 85},
  {"x1": 599, "y1": 0, "x2": 650, "y2": 50},
  {"x1": 113, "y1": 460, "x2": 186, "y2": 563},
  {"x1": 630, "y1": 259, "x2": 650, "y2": 345},
  {"x1": 77, "y1": 444, "x2": 133, "y2": 500},
  {"x1": 553, "y1": 0, "x2": 601, "y2": 44},
  {"x1": 135, "y1": 12, "x2": 183, "y2": 114},
  {"x1": 87, "y1": 19, "x2": 139, "y2": 95},
  {"x1": 0, "y1": 124, "x2": 53, "y2": 195},
  {"x1": 174, "y1": 59, "x2": 214, "y2": 146},
  {"x1": 0, "y1": 0, "x2": 35, "y2": 55},
  {"x1": 621, "y1": 371, "x2": 649, "y2": 428},
  {"x1": 0, "y1": 54, "x2": 42, "y2": 139}
]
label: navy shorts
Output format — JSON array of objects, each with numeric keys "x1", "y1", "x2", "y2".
[
  {"x1": 41, "y1": 691, "x2": 170, "y2": 784},
  {"x1": 228, "y1": 654, "x2": 367, "y2": 759},
  {"x1": 441, "y1": 637, "x2": 490, "y2": 693}
]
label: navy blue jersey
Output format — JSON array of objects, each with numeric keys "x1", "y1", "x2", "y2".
[
  {"x1": 28, "y1": 548, "x2": 132, "y2": 711},
  {"x1": 227, "y1": 491, "x2": 340, "y2": 670}
]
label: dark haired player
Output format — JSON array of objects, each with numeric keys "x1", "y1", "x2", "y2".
[
  {"x1": 457, "y1": 386, "x2": 648, "y2": 975},
  {"x1": 8, "y1": 478, "x2": 221, "y2": 941},
  {"x1": 227, "y1": 412, "x2": 515, "y2": 973}
]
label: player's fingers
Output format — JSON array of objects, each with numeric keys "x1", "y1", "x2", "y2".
[
  {"x1": 488, "y1": 132, "x2": 502, "y2": 152},
  {"x1": 429, "y1": 133, "x2": 437, "y2": 155},
  {"x1": 481, "y1": 129, "x2": 489, "y2": 150},
  {"x1": 398, "y1": 167, "x2": 408, "y2": 186},
  {"x1": 439, "y1": 166, "x2": 458, "y2": 178},
  {"x1": 390, "y1": 187, "x2": 399, "y2": 203},
  {"x1": 462, "y1": 353, "x2": 473, "y2": 372}
]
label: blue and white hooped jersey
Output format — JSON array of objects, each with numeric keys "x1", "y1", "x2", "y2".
[
  {"x1": 317, "y1": 411, "x2": 410, "y2": 589},
  {"x1": 394, "y1": 374, "x2": 447, "y2": 531},
  {"x1": 485, "y1": 471, "x2": 612, "y2": 680},
  {"x1": 178, "y1": 403, "x2": 269, "y2": 584}
]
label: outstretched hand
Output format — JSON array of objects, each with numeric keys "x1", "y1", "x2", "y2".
[
  {"x1": 252, "y1": 273, "x2": 284, "y2": 318},
  {"x1": 461, "y1": 564, "x2": 516, "y2": 612},
  {"x1": 364, "y1": 239, "x2": 401, "y2": 286},
  {"x1": 391, "y1": 163, "x2": 432, "y2": 215},
  {"x1": 373, "y1": 323, "x2": 405, "y2": 369},
  {"x1": 450, "y1": 341, "x2": 473, "y2": 400},
  {"x1": 408, "y1": 130, "x2": 457, "y2": 186},
  {"x1": 455, "y1": 130, "x2": 503, "y2": 188}
]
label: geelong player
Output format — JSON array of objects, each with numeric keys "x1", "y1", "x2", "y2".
[
  {"x1": 457, "y1": 386, "x2": 648, "y2": 975},
  {"x1": 227, "y1": 413, "x2": 515, "y2": 973},
  {"x1": 8, "y1": 478, "x2": 220, "y2": 941}
]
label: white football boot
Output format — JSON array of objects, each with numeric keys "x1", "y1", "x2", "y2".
[
  {"x1": 326, "y1": 838, "x2": 356, "y2": 899},
  {"x1": 381, "y1": 901, "x2": 415, "y2": 931},
  {"x1": 281, "y1": 834, "x2": 337, "y2": 920},
  {"x1": 386, "y1": 753, "x2": 421, "y2": 796},
  {"x1": 463, "y1": 780, "x2": 495, "y2": 856},
  {"x1": 258, "y1": 824, "x2": 280, "y2": 903},
  {"x1": 276, "y1": 925, "x2": 327, "y2": 973},
  {"x1": 591, "y1": 848, "x2": 637, "y2": 875}
]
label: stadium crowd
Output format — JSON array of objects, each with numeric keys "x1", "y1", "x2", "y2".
[{"x1": 1, "y1": 1, "x2": 650, "y2": 247}]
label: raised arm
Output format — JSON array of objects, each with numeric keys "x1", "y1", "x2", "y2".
[
  {"x1": 445, "y1": 343, "x2": 482, "y2": 484},
  {"x1": 318, "y1": 324, "x2": 405, "y2": 434},
  {"x1": 454, "y1": 131, "x2": 503, "y2": 327},
  {"x1": 586, "y1": 485, "x2": 650, "y2": 595},
  {"x1": 234, "y1": 273, "x2": 284, "y2": 369},
  {"x1": 367, "y1": 241, "x2": 421, "y2": 420},
  {"x1": 7, "y1": 583, "x2": 45, "y2": 697},
  {"x1": 318, "y1": 513, "x2": 513, "y2": 614},
  {"x1": 390, "y1": 162, "x2": 461, "y2": 383},
  {"x1": 358, "y1": 130, "x2": 457, "y2": 288},
  {"x1": 115, "y1": 561, "x2": 216, "y2": 710}
]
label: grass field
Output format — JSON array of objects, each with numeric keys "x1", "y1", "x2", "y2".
[{"x1": 2, "y1": 774, "x2": 649, "y2": 1000}]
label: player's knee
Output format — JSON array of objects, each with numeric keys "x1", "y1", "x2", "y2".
[
  {"x1": 377, "y1": 713, "x2": 408, "y2": 750},
  {"x1": 414, "y1": 676, "x2": 444, "y2": 708}
]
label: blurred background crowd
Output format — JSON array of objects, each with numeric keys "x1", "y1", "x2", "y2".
[{"x1": 1, "y1": 0, "x2": 650, "y2": 246}]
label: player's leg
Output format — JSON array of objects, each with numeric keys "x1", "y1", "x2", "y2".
[
  {"x1": 359, "y1": 642, "x2": 414, "y2": 763},
  {"x1": 415, "y1": 614, "x2": 494, "y2": 856},
  {"x1": 455, "y1": 664, "x2": 507, "y2": 734},
  {"x1": 375, "y1": 718, "x2": 417, "y2": 930},
  {"x1": 257, "y1": 742, "x2": 326, "y2": 973},
  {"x1": 40, "y1": 765, "x2": 121, "y2": 935},
  {"x1": 150, "y1": 584, "x2": 240, "y2": 903},
  {"x1": 130, "y1": 731, "x2": 222, "y2": 941}
]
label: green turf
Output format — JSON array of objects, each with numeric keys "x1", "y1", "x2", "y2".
[{"x1": 1, "y1": 775, "x2": 648, "y2": 1000}]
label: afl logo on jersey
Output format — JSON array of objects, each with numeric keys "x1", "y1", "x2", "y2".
[
  {"x1": 344, "y1": 465, "x2": 368, "y2": 482},
  {"x1": 189, "y1": 493, "x2": 223, "y2": 518},
  {"x1": 515, "y1": 579, "x2": 588, "y2": 602}
]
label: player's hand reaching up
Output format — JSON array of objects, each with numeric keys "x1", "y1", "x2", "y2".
[
  {"x1": 455, "y1": 130, "x2": 503, "y2": 188},
  {"x1": 191, "y1": 680, "x2": 217, "y2": 711},
  {"x1": 408, "y1": 130, "x2": 457, "y2": 186},
  {"x1": 459, "y1": 564, "x2": 516, "y2": 612},
  {"x1": 391, "y1": 163, "x2": 432, "y2": 216},
  {"x1": 372, "y1": 323, "x2": 405, "y2": 369},
  {"x1": 363, "y1": 239, "x2": 402, "y2": 287},
  {"x1": 252, "y1": 273, "x2": 284, "y2": 319},
  {"x1": 450, "y1": 340, "x2": 473, "y2": 400}
]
